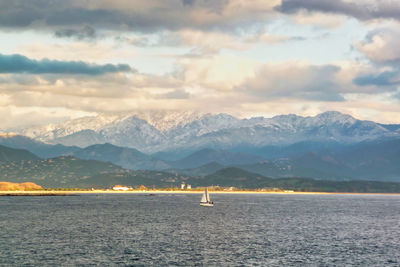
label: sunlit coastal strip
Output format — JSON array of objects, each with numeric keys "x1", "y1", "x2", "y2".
[{"x1": 2, "y1": 189, "x2": 400, "y2": 196}]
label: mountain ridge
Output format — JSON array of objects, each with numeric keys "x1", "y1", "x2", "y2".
[
  {"x1": 11, "y1": 111, "x2": 400, "y2": 153},
  {"x1": 0, "y1": 144, "x2": 39, "y2": 162}
]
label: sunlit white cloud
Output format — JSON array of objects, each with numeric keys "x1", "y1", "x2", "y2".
[
  {"x1": 238, "y1": 62, "x2": 344, "y2": 101},
  {"x1": 356, "y1": 27, "x2": 400, "y2": 64}
]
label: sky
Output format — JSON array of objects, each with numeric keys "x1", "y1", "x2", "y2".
[{"x1": 1, "y1": 0, "x2": 400, "y2": 130}]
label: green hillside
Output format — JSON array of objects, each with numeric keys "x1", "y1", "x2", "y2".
[
  {"x1": 0, "y1": 149, "x2": 399, "y2": 192},
  {"x1": 0, "y1": 156, "x2": 126, "y2": 187},
  {"x1": 187, "y1": 167, "x2": 273, "y2": 188},
  {"x1": 72, "y1": 143, "x2": 170, "y2": 170},
  {"x1": 188, "y1": 168, "x2": 400, "y2": 192},
  {"x1": 0, "y1": 144, "x2": 39, "y2": 162}
]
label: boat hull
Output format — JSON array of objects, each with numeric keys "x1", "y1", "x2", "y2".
[{"x1": 200, "y1": 202, "x2": 214, "y2": 207}]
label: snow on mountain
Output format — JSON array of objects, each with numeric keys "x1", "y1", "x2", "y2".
[
  {"x1": 131, "y1": 110, "x2": 206, "y2": 132},
  {"x1": 21, "y1": 110, "x2": 205, "y2": 142},
  {"x1": 16, "y1": 111, "x2": 400, "y2": 153},
  {"x1": 21, "y1": 113, "x2": 131, "y2": 142},
  {"x1": 167, "y1": 113, "x2": 241, "y2": 141}
]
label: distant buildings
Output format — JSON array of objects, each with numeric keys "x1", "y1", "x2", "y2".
[
  {"x1": 112, "y1": 185, "x2": 131, "y2": 191},
  {"x1": 181, "y1": 182, "x2": 191, "y2": 190}
]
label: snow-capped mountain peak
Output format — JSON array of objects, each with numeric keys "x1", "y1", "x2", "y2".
[
  {"x1": 15, "y1": 111, "x2": 399, "y2": 153},
  {"x1": 21, "y1": 110, "x2": 207, "y2": 141},
  {"x1": 314, "y1": 111, "x2": 356, "y2": 124},
  {"x1": 132, "y1": 110, "x2": 207, "y2": 132}
]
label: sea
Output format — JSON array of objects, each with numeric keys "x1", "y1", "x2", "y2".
[{"x1": 1, "y1": 193, "x2": 399, "y2": 266}]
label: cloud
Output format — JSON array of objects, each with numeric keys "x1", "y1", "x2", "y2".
[
  {"x1": 178, "y1": 55, "x2": 260, "y2": 91},
  {"x1": 3, "y1": 1, "x2": 400, "y2": 128},
  {"x1": 177, "y1": 57, "x2": 390, "y2": 100},
  {"x1": 157, "y1": 89, "x2": 190, "y2": 99},
  {"x1": 0, "y1": 0, "x2": 278, "y2": 33},
  {"x1": 354, "y1": 27, "x2": 400, "y2": 91},
  {"x1": 1, "y1": 58, "x2": 400, "y2": 129},
  {"x1": 276, "y1": 0, "x2": 400, "y2": 22},
  {"x1": 116, "y1": 29, "x2": 290, "y2": 55},
  {"x1": 115, "y1": 35, "x2": 152, "y2": 47},
  {"x1": 54, "y1": 25, "x2": 97, "y2": 40},
  {"x1": 0, "y1": 53, "x2": 132, "y2": 75},
  {"x1": 243, "y1": 30, "x2": 291, "y2": 44},
  {"x1": 287, "y1": 10, "x2": 346, "y2": 28},
  {"x1": 167, "y1": 30, "x2": 248, "y2": 54},
  {"x1": 182, "y1": 0, "x2": 196, "y2": 6},
  {"x1": 0, "y1": 74, "x2": 40, "y2": 86},
  {"x1": 238, "y1": 63, "x2": 345, "y2": 101},
  {"x1": 356, "y1": 27, "x2": 400, "y2": 64},
  {"x1": 353, "y1": 71, "x2": 400, "y2": 87},
  {"x1": 0, "y1": 105, "x2": 96, "y2": 131},
  {"x1": 18, "y1": 42, "x2": 139, "y2": 63}
]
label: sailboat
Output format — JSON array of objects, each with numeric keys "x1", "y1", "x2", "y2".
[{"x1": 200, "y1": 187, "x2": 214, "y2": 207}]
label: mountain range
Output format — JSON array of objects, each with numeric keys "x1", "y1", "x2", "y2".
[
  {"x1": 12, "y1": 111, "x2": 400, "y2": 154},
  {"x1": 1, "y1": 111, "x2": 400, "y2": 183}
]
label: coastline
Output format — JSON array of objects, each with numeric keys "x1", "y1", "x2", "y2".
[{"x1": 1, "y1": 190, "x2": 400, "y2": 196}]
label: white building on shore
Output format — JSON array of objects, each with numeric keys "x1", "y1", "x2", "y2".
[{"x1": 112, "y1": 185, "x2": 131, "y2": 191}]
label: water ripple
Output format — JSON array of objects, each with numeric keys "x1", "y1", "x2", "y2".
[{"x1": 1, "y1": 194, "x2": 399, "y2": 266}]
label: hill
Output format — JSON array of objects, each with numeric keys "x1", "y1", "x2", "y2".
[
  {"x1": 1, "y1": 158, "x2": 400, "y2": 192},
  {"x1": 0, "y1": 144, "x2": 39, "y2": 162},
  {"x1": 169, "y1": 148, "x2": 264, "y2": 169},
  {"x1": 187, "y1": 167, "x2": 273, "y2": 188},
  {"x1": 183, "y1": 167, "x2": 400, "y2": 193},
  {"x1": 169, "y1": 162, "x2": 226, "y2": 176},
  {"x1": 0, "y1": 181, "x2": 42, "y2": 190},
  {"x1": 0, "y1": 134, "x2": 79, "y2": 158},
  {"x1": 236, "y1": 139, "x2": 400, "y2": 182},
  {"x1": 240, "y1": 140, "x2": 347, "y2": 159},
  {"x1": 0, "y1": 156, "x2": 126, "y2": 187},
  {"x1": 72, "y1": 143, "x2": 170, "y2": 170},
  {"x1": 2, "y1": 136, "x2": 398, "y2": 183}
]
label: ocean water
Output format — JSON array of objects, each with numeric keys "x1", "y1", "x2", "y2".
[{"x1": 1, "y1": 194, "x2": 399, "y2": 266}]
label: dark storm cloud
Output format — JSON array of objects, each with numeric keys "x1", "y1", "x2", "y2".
[
  {"x1": 276, "y1": 0, "x2": 400, "y2": 21},
  {"x1": 0, "y1": 54, "x2": 132, "y2": 75},
  {"x1": 353, "y1": 71, "x2": 400, "y2": 87}
]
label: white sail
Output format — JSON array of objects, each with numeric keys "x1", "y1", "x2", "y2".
[
  {"x1": 200, "y1": 187, "x2": 213, "y2": 206},
  {"x1": 200, "y1": 192, "x2": 207, "y2": 203}
]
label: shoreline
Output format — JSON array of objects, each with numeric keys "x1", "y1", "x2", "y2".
[{"x1": 1, "y1": 190, "x2": 400, "y2": 196}]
